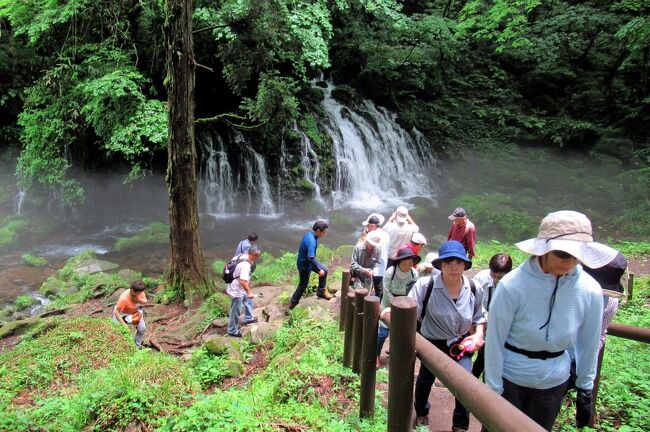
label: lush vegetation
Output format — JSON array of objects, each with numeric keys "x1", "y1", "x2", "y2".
[
  {"x1": 556, "y1": 276, "x2": 650, "y2": 432},
  {"x1": 0, "y1": 0, "x2": 647, "y2": 227}
]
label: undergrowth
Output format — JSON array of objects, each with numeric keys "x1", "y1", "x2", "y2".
[
  {"x1": 160, "y1": 311, "x2": 387, "y2": 431},
  {"x1": 555, "y1": 276, "x2": 650, "y2": 432}
]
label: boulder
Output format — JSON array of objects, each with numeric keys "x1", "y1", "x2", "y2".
[
  {"x1": 117, "y1": 269, "x2": 143, "y2": 284},
  {"x1": 248, "y1": 322, "x2": 279, "y2": 344},
  {"x1": 72, "y1": 258, "x2": 119, "y2": 276}
]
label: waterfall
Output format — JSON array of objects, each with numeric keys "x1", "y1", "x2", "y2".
[
  {"x1": 293, "y1": 123, "x2": 324, "y2": 205},
  {"x1": 199, "y1": 132, "x2": 236, "y2": 215},
  {"x1": 318, "y1": 80, "x2": 438, "y2": 210},
  {"x1": 198, "y1": 130, "x2": 277, "y2": 217},
  {"x1": 14, "y1": 189, "x2": 25, "y2": 216}
]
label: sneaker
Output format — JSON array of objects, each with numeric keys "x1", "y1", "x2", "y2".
[
  {"x1": 316, "y1": 290, "x2": 332, "y2": 300},
  {"x1": 243, "y1": 317, "x2": 258, "y2": 324},
  {"x1": 227, "y1": 332, "x2": 243, "y2": 338},
  {"x1": 415, "y1": 416, "x2": 429, "y2": 427}
]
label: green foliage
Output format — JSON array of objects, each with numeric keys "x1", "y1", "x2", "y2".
[
  {"x1": 12, "y1": 295, "x2": 36, "y2": 311},
  {"x1": 555, "y1": 277, "x2": 650, "y2": 431},
  {"x1": 198, "y1": 292, "x2": 230, "y2": 318},
  {"x1": 0, "y1": 317, "x2": 134, "y2": 410},
  {"x1": 472, "y1": 241, "x2": 529, "y2": 270},
  {"x1": 451, "y1": 193, "x2": 537, "y2": 243},
  {"x1": 0, "y1": 219, "x2": 27, "y2": 249},
  {"x1": 114, "y1": 222, "x2": 169, "y2": 251},
  {"x1": 250, "y1": 251, "x2": 298, "y2": 285},
  {"x1": 21, "y1": 253, "x2": 48, "y2": 267},
  {"x1": 161, "y1": 314, "x2": 386, "y2": 431}
]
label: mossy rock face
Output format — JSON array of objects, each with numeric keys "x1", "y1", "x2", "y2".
[
  {"x1": 0, "y1": 316, "x2": 40, "y2": 339},
  {"x1": 71, "y1": 257, "x2": 119, "y2": 276},
  {"x1": 117, "y1": 269, "x2": 143, "y2": 285},
  {"x1": 204, "y1": 337, "x2": 230, "y2": 356},
  {"x1": 21, "y1": 254, "x2": 48, "y2": 267},
  {"x1": 39, "y1": 277, "x2": 70, "y2": 299},
  {"x1": 13, "y1": 295, "x2": 36, "y2": 311},
  {"x1": 298, "y1": 179, "x2": 316, "y2": 192}
]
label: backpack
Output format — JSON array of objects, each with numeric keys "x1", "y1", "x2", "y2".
[{"x1": 222, "y1": 254, "x2": 248, "y2": 284}]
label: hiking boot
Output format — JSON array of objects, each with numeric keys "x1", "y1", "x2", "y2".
[
  {"x1": 415, "y1": 415, "x2": 429, "y2": 427},
  {"x1": 317, "y1": 289, "x2": 332, "y2": 300},
  {"x1": 227, "y1": 331, "x2": 243, "y2": 338},
  {"x1": 243, "y1": 317, "x2": 258, "y2": 325}
]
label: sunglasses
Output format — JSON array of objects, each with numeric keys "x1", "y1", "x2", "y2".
[{"x1": 550, "y1": 250, "x2": 576, "y2": 260}]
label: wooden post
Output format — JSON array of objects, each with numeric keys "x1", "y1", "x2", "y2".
[
  {"x1": 388, "y1": 297, "x2": 417, "y2": 432},
  {"x1": 360, "y1": 295, "x2": 380, "y2": 419},
  {"x1": 352, "y1": 288, "x2": 368, "y2": 373},
  {"x1": 339, "y1": 269, "x2": 351, "y2": 331},
  {"x1": 343, "y1": 291, "x2": 356, "y2": 368}
]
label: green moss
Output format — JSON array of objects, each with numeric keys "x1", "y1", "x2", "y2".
[
  {"x1": 13, "y1": 295, "x2": 36, "y2": 311},
  {"x1": 0, "y1": 219, "x2": 27, "y2": 248},
  {"x1": 21, "y1": 253, "x2": 48, "y2": 267},
  {"x1": 114, "y1": 222, "x2": 169, "y2": 251}
]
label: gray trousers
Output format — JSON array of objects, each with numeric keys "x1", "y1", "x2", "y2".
[{"x1": 113, "y1": 310, "x2": 146, "y2": 348}]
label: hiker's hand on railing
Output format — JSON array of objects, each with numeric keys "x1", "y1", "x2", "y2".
[{"x1": 575, "y1": 388, "x2": 593, "y2": 428}]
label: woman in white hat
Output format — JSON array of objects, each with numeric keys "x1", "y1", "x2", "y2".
[
  {"x1": 484, "y1": 210, "x2": 618, "y2": 431},
  {"x1": 356, "y1": 213, "x2": 389, "y2": 297}
]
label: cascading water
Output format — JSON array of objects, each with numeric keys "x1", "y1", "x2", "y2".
[
  {"x1": 293, "y1": 123, "x2": 324, "y2": 205},
  {"x1": 198, "y1": 130, "x2": 277, "y2": 217},
  {"x1": 199, "y1": 131, "x2": 236, "y2": 215},
  {"x1": 318, "y1": 80, "x2": 438, "y2": 210}
]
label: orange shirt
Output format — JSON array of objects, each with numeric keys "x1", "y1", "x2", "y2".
[{"x1": 116, "y1": 290, "x2": 147, "y2": 315}]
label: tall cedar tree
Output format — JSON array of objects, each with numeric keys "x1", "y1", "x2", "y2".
[{"x1": 164, "y1": 0, "x2": 210, "y2": 297}]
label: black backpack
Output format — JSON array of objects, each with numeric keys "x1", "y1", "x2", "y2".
[{"x1": 222, "y1": 254, "x2": 248, "y2": 283}]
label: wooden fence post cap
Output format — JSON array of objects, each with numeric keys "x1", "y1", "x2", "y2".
[
  {"x1": 355, "y1": 288, "x2": 369, "y2": 297},
  {"x1": 364, "y1": 295, "x2": 380, "y2": 304},
  {"x1": 391, "y1": 296, "x2": 416, "y2": 310},
  {"x1": 347, "y1": 291, "x2": 356, "y2": 299}
]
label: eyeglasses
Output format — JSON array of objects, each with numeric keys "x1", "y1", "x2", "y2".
[{"x1": 550, "y1": 250, "x2": 576, "y2": 260}]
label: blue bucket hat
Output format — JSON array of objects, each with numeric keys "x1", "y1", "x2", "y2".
[{"x1": 432, "y1": 240, "x2": 472, "y2": 270}]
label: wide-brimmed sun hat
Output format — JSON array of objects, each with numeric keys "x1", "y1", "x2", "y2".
[
  {"x1": 395, "y1": 206, "x2": 409, "y2": 224},
  {"x1": 432, "y1": 240, "x2": 472, "y2": 270},
  {"x1": 362, "y1": 213, "x2": 385, "y2": 227},
  {"x1": 515, "y1": 210, "x2": 618, "y2": 268},
  {"x1": 393, "y1": 246, "x2": 422, "y2": 265},
  {"x1": 365, "y1": 231, "x2": 383, "y2": 248},
  {"x1": 411, "y1": 232, "x2": 427, "y2": 245}
]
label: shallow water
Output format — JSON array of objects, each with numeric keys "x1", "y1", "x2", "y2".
[{"x1": 0, "y1": 146, "x2": 641, "y2": 304}]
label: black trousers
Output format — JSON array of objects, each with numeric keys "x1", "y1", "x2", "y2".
[
  {"x1": 499, "y1": 378, "x2": 569, "y2": 431},
  {"x1": 471, "y1": 346, "x2": 485, "y2": 379},
  {"x1": 415, "y1": 338, "x2": 471, "y2": 430}
]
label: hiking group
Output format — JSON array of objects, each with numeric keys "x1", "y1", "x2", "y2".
[
  {"x1": 349, "y1": 207, "x2": 627, "y2": 432},
  {"x1": 113, "y1": 207, "x2": 628, "y2": 432}
]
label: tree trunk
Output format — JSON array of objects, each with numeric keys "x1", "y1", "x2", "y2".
[{"x1": 164, "y1": 0, "x2": 210, "y2": 298}]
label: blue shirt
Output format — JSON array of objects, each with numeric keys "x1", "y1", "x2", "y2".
[
  {"x1": 234, "y1": 239, "x2": 251, "y2": 256},
  {"x1": 297, "y1": 231, "x2": 318, "y2": 271},
  {"x1": 484, "y1": 257, "x2": 603, "y2": 394}
]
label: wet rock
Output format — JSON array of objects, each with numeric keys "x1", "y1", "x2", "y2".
[
  {"x1": 249, "y1": 322, "x2": 279, "y2": 344},
  {"x1": 117, "y1": 269, "x2": 142, "y2": 284},
  {"x1": 72, "y1": 258, "x2": 119, "y2": 276}
]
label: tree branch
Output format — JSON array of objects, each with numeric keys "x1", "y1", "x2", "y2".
[{"x1": 193, "y1": 23, "x2": 230, "y2": 34}]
